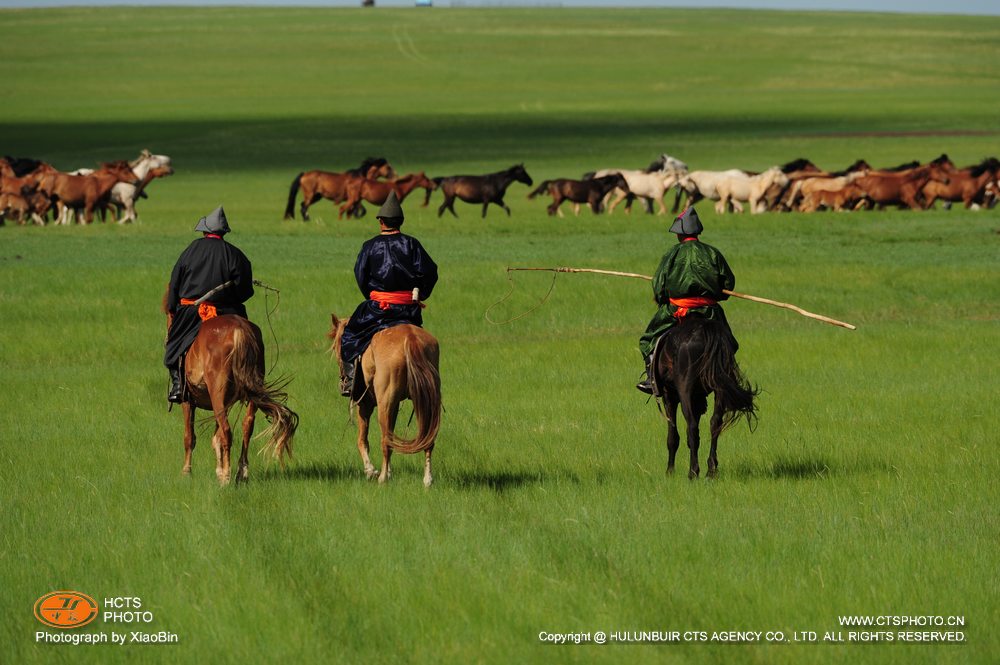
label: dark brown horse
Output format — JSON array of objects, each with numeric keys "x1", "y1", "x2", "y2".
[
  {"x1": 328, "y1": 315, "x2": 441, "y2": 486},
  {"x1": 527, "y1": 173, "x2": 628, "y2": 216},
  {"x1": 166, "y1": 310, "x2": 298, "y2": 485},
  {"x1": 284, "y1": 157, "x2": 395, "y2": 221},
  {"x1": 921, "y1": 157, "x2": 999, "y2": 209},
  {"x1": 653, "y1": 316, "x2": 757, "y2": 479},
  {"x1": 431, "y1": 164, "x2": 533, "y2": 218},
  {"x1": 337, "y1": 172, "x2": 437, "y2": 219}
]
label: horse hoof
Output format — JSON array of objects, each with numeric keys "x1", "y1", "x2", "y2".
[{"x1": 423, "y1": 477, "x2": 433, "y2": 488}]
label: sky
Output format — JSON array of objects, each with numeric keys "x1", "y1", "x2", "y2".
[{"x1": 0, "y1": 0, "x2": 998, "y2": 14}]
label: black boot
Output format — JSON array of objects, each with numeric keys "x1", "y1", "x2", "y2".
[
  {"x1": 636, "y1": 354, "x2": 655, "y2": 395},
  {"x1": 339, "y1": 359, "x2": 356, "y2": 397},
  {"x1": 168, "y1": 366, "x2": 184, "y2": 403}
]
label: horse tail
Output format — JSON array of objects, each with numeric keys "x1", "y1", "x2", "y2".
[
  {"x1": 527, "y1": 180, "x2": 550, "y2": 199},
  {"x1": 284, "y1": 172, "x2": 303, "y2": 220},
  {"x1": 229, "y1": 321, "x2": 299, "y2": 463},
  {"x1": 386, "y1": 336, "x2": 441, "y2": 454},
  {"x1": 697, "y1": 319, "x2": 759, "y2": 433}
]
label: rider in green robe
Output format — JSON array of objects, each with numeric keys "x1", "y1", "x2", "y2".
[{"x1": 637, "y1": 207, "x2": 737, "y2": 394}]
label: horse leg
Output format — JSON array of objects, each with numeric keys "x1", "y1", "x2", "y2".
[
  {"x1": 182, "y1": 402, "x2": 196, "y2": 475},
  {"x1": 357, "y1": 400, "x2": 378, "y2": 480},
  {"x1": 481, "y1": 202, "x2": 490, "y2": 218},
  {"x1": 665, "y1": 397, "x2": 680, "y2": 474},
  {"x1": 210, "y1": 399, "x2": 233, "y2": 486},
  {"x1": 707, "y1": 402, "x2": 724, "y2": 478},
  {"x1": 236, "y1": 402, "x2": 256, "y2": 484},
  {"x1": 376, "y1": 398, "x2": 402, "y2": 485},
  {"x1": 680, "y1": 399, "x2": 701, "y2": 479}
]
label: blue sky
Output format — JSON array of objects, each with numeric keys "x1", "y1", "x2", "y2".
[{"x1": 1, "y1": 0, "x2": 998, "y2": 14}]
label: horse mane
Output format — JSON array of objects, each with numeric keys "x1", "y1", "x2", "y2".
[
  {"x1": 831, "y1": 159, "x2": 870, "y2": 177},
  {"x1": 100, "y1": 160, "x2": 131, "y2": 170},
  {"x1": 884, "y1": 160, "x2": 920, "y2": 172},
  {"x1": 4, "y1": 156, "x2": 45, "y2": 177},
  {"x1": 351, "y1": 157, "x2": 389, "y2": 175},
  {"x1": 969, "y1": 157, "x2": 1000, "y2": 176},
  {"x1": 780, "y1": 158, "x2": 815, "y2": 173},
  {"x1": 930, "y1": 153, "x2": 952, "y2": 166}
]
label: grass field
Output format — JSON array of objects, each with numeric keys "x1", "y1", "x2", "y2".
[{"x1": 1, "y1": 6, "x2": 998, "y2": 664}]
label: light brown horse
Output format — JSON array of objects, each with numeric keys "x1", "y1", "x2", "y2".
[
  {"x1": 337, "y1": 172, "x2": 437, "y2": 219},
  {"x1": 38, "y1": 161, "x2": 139, "y2": 224},
  {"x1": 328, "y1": 315, "x2": 441, "y2": 486},
  {"x1": 166, "y1": 309, "x2": 298, "y2": 485},
  {"x1": 284, "y1": 158, "x2": 395, "y2": 220}
]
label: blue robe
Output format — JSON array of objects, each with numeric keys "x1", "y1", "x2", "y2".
[{"x1": 340, "y1": 231, "x2": 438, "y2": 364}]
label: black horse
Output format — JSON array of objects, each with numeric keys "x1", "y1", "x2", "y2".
[
  {"x1": 429, "y1": 164, "x2": 533, "y2": 218},
  {"x1": 653, "y1": 316, "x2": 758, "y2": 479}
]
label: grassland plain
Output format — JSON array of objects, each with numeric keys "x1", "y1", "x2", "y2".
[{"x1": 1, "y1": 6, "x2": 998, "y2": 665}]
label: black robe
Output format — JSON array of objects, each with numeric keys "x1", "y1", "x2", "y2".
[
  {"x1": 340, "y1": 231, "x2": 438, "y2": 364},
  {"x1": 164, "y1": 236, "x2": 254, "y2": 367}
]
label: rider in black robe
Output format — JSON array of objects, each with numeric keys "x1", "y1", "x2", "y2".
[
  {"x1": 164, "y1": 206, "x2": 254, "y2": 402},
  {"x1": 339, "y1": 191, "x2": 438, "y2": 396}
]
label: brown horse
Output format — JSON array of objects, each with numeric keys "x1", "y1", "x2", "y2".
[
  {"x1": 527, "y1": 173, "x2": 628, "y2": 216},
  {"x1": 166, "y1": 311, "x2": 298, "y2": 485},
  {"x1": 851, "y1": 162, "x2": 951, "y2": 211},
  {"x1": 431, "y1": 164, "x2": 533, "y2": 218},
  {"x1": 653, "y1": 316, "x2": 758, "y2": 479},
  {"x1": 284, "y1": 158, "x2": 395, "y2": 221},
  {"x1": 328, "y1": 315, "x2": 441, "y2": 486},
  {"x1": 337, "y1": 172, "x2": 437, "y2": 219},
  {"x1": 37, "y1": 161, "x2": 139, "y2": 224},
  {"x1": 921, "y1": 157, "x2": 999, "y2": 209}
]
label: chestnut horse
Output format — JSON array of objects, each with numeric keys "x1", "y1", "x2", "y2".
[
  {"x1": 166, "y1": 308, "x2": 298, "y2": 485},
  {"x1": 328, "y1": 315, "x2": 441, "y2": 487},
  {"x1": 284, "y1": 157, "x2": 394, "y2": 221},
  {"x1": 431, "y1": 164, "x2": 533, "y2": 218},
  {"x1": 653, "y1": 316, "x2": 757, "y2": 479},
  {"x1": 527, "y1": 173, "x2": 628, "y2": 216},
  {"x1": 921, "y1": 157, "x2": 999, "y2": 209},
  {"x1": 337, "y1": 172, "x2": 437, "y2": 219},
  {"x1": 851, "y1": 162, "x2": 951, "y2": 211},
  {"x1": 38, "y1": 161, "x2": 139, "y2": 225}
]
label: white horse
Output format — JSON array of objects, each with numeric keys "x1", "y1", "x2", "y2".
[
  {"x1": 675, "y1": 169, "x2": 747, "y2": 212},
  {"x1": 66, "y1": 150, "x2": 173, "y2": 224},
  {"x1": 715, "y1": 167, "x2": 790, "y2": 214},
  {"x1": 590, "y1": 167, "x2": 685, "y2": 215}
]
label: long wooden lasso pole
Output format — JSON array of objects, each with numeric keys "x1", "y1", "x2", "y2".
[{"x1": 506, "y1": 266, "x2": 857, "y2": 330}]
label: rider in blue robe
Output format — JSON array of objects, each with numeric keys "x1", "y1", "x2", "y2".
[{"x1": 339, "y1": 191, "x2": 438, "y2": 396}]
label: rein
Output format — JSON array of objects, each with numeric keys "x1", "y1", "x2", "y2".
[{"x1": 253, "y1": 280, "x2": 282, "y2": 372}]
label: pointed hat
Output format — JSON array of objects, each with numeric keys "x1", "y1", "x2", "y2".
[
  {"x1": 376, "y1": 190, "x2": 404, "y2": 221},
  {"x1": 669, "y1": 206, "x2": 703, "y2": 236},
  {"x1": 194, "y1": 205, "x2": 231, "y2": 235}
]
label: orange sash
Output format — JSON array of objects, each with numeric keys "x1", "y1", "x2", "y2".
[
  {"x1": 669, "y1": 296, "x2": 717, "y2": 319},
  {"x1": 180, "y1": 298, "x2": 218, "y2": 321},
  {"x1": 369, "y1": 290, "x2": 425, "y2": 310}
]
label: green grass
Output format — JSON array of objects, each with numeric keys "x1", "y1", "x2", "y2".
[{"x1": 1, "y1": 6, "x2": 998, "y2": 665}]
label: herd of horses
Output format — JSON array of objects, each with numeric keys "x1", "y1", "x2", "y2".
[
  {"x1": 283, "y1": 152, "x2": 999, "y2": 221},
  {"x1": 10, "y1": 149, "x2": 994, "y2": 485},
  {"x1": 0, "y1": 150, "x2": 174, "y2": 226}
]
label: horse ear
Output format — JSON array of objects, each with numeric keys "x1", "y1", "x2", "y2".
[{"x1": 331, "y1": 313, "x2": 340, "y2": 327}]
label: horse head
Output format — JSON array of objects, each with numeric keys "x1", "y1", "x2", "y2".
[
  {"x1": 101, "y1": 160, "x2": 142, "y2": 186},
  {"x1": 327, "y1": 314, "x2": 348, "y2": 373},
  {"x1": 510, "y1": 163, "x2": 533, "y2": 186}
]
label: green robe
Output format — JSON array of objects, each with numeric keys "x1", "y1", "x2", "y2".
[{"x1": 639, "y1": 238, "x2": 736, "y2": 357}]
